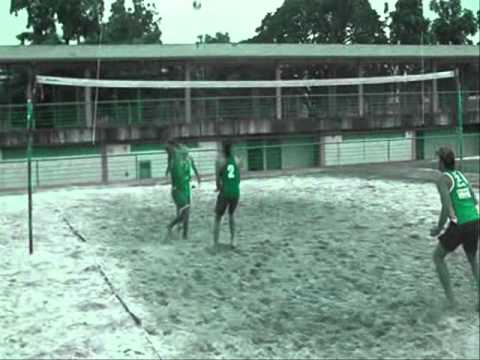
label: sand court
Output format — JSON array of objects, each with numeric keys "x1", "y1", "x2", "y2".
[{"x1": 0, "y1": 172, "x2": 478, "y2": 359}]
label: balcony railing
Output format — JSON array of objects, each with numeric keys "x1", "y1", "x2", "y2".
[{"x1": 0, "y1": 91, "x2": 478, "y2": 131}]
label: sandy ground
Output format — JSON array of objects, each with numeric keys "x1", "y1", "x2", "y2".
[{"x1": 0, "y1": 173, "x2": 479, "y2": 359}]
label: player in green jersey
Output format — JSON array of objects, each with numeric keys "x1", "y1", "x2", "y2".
[
  {"x1": 430, "y1": 146, "x2": 479, "y2": 309},
  {"x1": 166, "y1": 143, "x2": 200, "y2": 240},
  {"x1": 214, "y1": 141, "x2": 241, "y2": 248}
]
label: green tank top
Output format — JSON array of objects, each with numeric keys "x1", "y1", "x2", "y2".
[
  {"x1": 171, "y1": 155, "x2": 191, "y2": 191},
  {"x1": 444, "y1": 170, "x2": 479, "y2": 225},
  {"x1": 221, "y1": 155, "x2": 240, "y2": 199}
]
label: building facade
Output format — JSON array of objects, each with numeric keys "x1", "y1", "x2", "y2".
[{"x1": 0, "y1": 44, "x2": 478, "y2": 189}]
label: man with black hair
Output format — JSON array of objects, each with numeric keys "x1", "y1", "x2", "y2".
[
  {"x1": 431, "y1": 146, "x2": 479, "y2": 310},
  {"x1": 214, "y1": 141, "x2": 241, "y2": 248}
]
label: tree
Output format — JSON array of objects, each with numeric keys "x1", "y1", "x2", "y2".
[
  {"x1": 197, "y1": 32, "x2": 231, "y2": 44},
  {"x1": 10, "y1": 0, "x2": 104, "y2": 45},
  {"x1": 476, "y1": 9, "x2": 480, "y2": 44},
  {"x1": 57, "y1": 0, "x2": 104, "y2": 44},
  {"x1": 388, "y1": 0, "x2": 431, "y2": 44},
  {"x1": 245, "y1": 0, "x2": 386, "y2": 44},
  {"x1": 102, "y1": 0, "x2": 162, "y2": 44},
  {"x1": 429, "y1": 0, "x2": 478, "y2": 44},
  {"x1": 10, "y1": 0, "x2": 60, "y2": 44}
]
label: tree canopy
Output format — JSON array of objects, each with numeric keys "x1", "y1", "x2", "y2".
[
  {"x1": 10, "y1": 0, "x2": 103, "y2": 44},
  {"x1": 388, "y1": 0, "x2": 431, "y2": 44},
  {"x1": 246, "y1": 0, "x2": 386, "y2": 44},
  {"x1": 9, "y1": 0, "x2": 161, "y2": 45},
  {"x1": 197, "y1": 32, "x2": 231, "y2": 44},
  {"x1": 429, "y1": 0, "x2": 478, "y2": 45},
  {"x1": 102, "y1": 0, "x2": 162, "y2": 44},
  {"x1": 8, "y1": 0, "x2": 479, "y2": 45}
]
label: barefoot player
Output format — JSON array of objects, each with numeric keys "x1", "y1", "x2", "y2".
[
  {"x1": 430, "y1": 146, "x2": 479, "y2": 309},
  {"x1": 213, "y1": 141, "x2": 241, "y2": 248}
]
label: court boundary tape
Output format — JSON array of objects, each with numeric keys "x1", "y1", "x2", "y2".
[{"x1": 54, "y1": 206, "x2": 162, "y2": 360}]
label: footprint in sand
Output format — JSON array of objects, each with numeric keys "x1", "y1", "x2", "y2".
[
  {"x1": 168, "y1": 313, "x2": 182, "y2": 324},
  {"x1": 192, "y1": 269, "x2": 204, "y2": 283},
  {"x1": 77, "y1": 301, "x2": 108, "y2": 311},
  {"x1": 68, "y1": 250, "x2": 83, "y2": 259}
]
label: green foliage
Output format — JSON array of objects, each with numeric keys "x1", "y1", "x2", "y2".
[
  {"x1": 102, "y1": 0, "x2": 162, "y2": 44},
  {"x1": 10, "y1": 0, "x2": 161, "y2": 45},
  {"x1": 57, "y1": 0, "x2": 104, "y2": 44},
  {"x1": 388, "y1": 0, "x2": 431, "y2": 44},
  {"x1": 198, "y1": 32, "x2": 231, "y2": 44},
  {"x1": 429, "y1": 0, "x2": 478, "y2": 44},
  {"x1": 10, "y1": 0, "x2": 103, "y2": 45},
  {"x1": 245, "y1": 0, "x2": 387, "y2": 44}
]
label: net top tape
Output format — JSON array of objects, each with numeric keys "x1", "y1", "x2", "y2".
[{"x1": 36, "y1": 71, "x2": 455, "y2": 89}]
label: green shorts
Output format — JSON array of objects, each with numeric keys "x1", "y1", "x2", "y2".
[{"x1": 172, "y1": 187, "x2": 191, "y2": 209}]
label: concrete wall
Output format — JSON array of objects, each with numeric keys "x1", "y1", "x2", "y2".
[
  {"x1": 324, "y1": 135, "x2": 343, "y2": 166},
  {"x1": 281, "y1": 138, "x2": 318, "y2": 169},
  {"x1": 422, "y1": 129, "x2": 480, "y2": 159},
  {"x1": 422, "y1": 129, "x2": 458, "y2": 159},
  {"x1": 0, "y1": 142, "x2": 221, "y2": 191},
  {"x1": 323, "y1": 132, "x2": 413, "y2": 166},
  {"x1": 2, "y1": 131, "x2": 476, "y2": 192},
  {"x1": 0, "y1": 161, "x2": 28, "y2": 190},
  {"x1": 38, "y1": 157, "x2": 102, "y2": 186},
  {"x1": 0, "y1": 156, "x2": 102, "y2": 190}
]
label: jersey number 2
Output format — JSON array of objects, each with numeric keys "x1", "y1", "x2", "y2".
[{"x1": 227, "y1": 164, "x2": 235, "y2": 179}]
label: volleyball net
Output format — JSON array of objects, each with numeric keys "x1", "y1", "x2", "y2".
[
  {"x1": 10, "y1": 69, "x2": 477, "y2": 192},
  {"x1": 11, "y1": 70, "x2": 479, "y2": 252}
]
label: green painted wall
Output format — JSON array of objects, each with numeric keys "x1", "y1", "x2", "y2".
[
  {"x1": 281, "y1": 137, "x2": 318, "y2": 169},
  {"x1": 422, "y1": 129, "x2": 458, "y2": 159},
  {"x1": 2, "y1": 145, "x2": 100, "y2": 160},
  {"x1": 422, "y1": 129, "x2": 479, "y2": 160}
]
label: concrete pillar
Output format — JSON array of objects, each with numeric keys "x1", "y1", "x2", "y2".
[
  {"x1": 75, "y1": 87, "x2": 82, "y2": 126},
  {"x1": 322, "y1": 134, "x2": 343, "y2": 166},
  {"x1": 252, "y1": 88, "x2": 261, "y2": 120},
  {"x1": 6, "y1": 65, "x2": 12, "y2": 128},
  {"x1": 185, "y1": 62, "x2": 192, "y2": 124},
  {"x1": 432, "y1": 61, "x2": 439, "y2": 113},
  {"x1": 275, "y1": 64, "x2": 282, "y2": 120},
  {"x1": 358, "y1": 63, "x2": 365, "y2": 117},
  {"x1": 328, "y1": 65, "x2": 337, "y2": 117},
  {"x1": 84, "y1": 68, "x2": 93, "y2": 128},
  {"x1": 318, "y1": 135, "x2": 325, "y2": 167},
  {"x1": 405, "y1": 130, "x2": 416, "y2": 161},
  {"x1": 100, "y1": 136, "x2": 108, "y2": 184}
]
